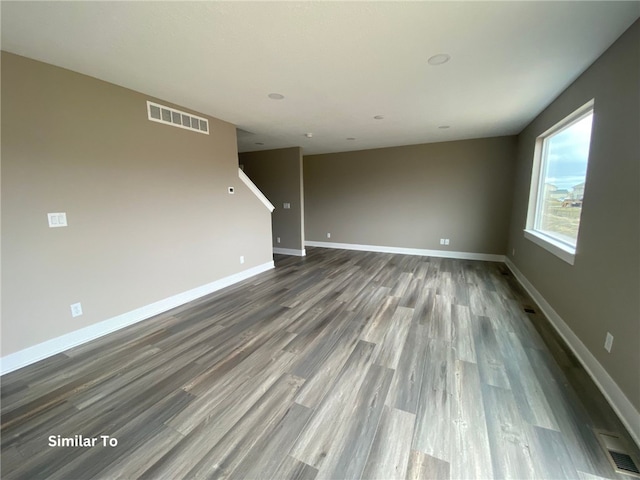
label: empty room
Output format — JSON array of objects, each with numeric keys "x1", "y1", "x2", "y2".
[{"x1": 1, "y1": 2, "x2": 639, "y2": 479}]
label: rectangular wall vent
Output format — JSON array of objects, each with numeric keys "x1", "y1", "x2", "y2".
[
  {"x1": 146, "y1": 101, "x2": 209, "y2": 134},
  {"x1": 596, "y1": 431, "x2": 640, "y2": 478},
  {"x1": 610, "y1": 451, "x2": 640, "y2": 475}
]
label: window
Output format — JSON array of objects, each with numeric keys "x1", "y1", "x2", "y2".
[{"x1": 525, "y1": 100, "x2": 594, "y2": 264}]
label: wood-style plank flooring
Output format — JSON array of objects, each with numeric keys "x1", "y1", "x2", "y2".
[{"x1": 2, "y1": 247, "x2": 639, "y2": 479}]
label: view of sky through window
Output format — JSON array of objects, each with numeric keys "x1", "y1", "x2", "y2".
[
  {"x1": 542, "y1": 114, "x2": 593, "y2": 190},
  {"x1": 535, "y1": 111, "x2": 593, "y2": 245}
]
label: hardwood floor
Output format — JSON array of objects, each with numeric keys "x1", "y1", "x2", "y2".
[{"x1": 1, "y1": 247, "x2": 638, "y2": 479}]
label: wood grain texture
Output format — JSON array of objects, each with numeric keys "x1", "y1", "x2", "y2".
[
  {"x1": 450, "y1": 360, "x2": 494, "y2": 480},
  {"x1": 289, "y1": 341, "x2": 376, "y2": 470},
  {"x1": 227, "y1": 402, "x2": 313, "y2": 480},
  {"x1": 527, "y1": 424, "x2": 579, "y2": 480},
  {"x1": 385, "y1": 321, "x2": 428, "y2": 414},
  {"x1": 472, "y1": 315, "x2": 511, "y2": 389},
  {"x1": 271, "y1": 455, "x2": 319, "y2": 480},
  {"x1": 412, "y1": 384, "x2": 451, "y2": 463},
  {"x1": 482, "y1": 384, "x2": 537, "y2": 479},
  {"x1": 373, "y1": 306, "x2": 413, "y2": 369},
  {"x1": 1, "y1": 247, "x2": 637, "y2": 479},
  {"x1": 315, "y1": 364, "x2": 393, "y2": 480},
  {"x1": 184, "y1": 373, "x2": 305, "y2": 478},
  {"x1": 406, "y1": 450, "x2": 450, "y2": 480},
  {"x1": 450, "y1": 304, "x2": 476, "y2": 363},
  {"x1": 362, "y1": 406, "x2": 415, "y2": 480}
]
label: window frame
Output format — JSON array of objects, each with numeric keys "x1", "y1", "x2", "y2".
[{"x1": 524, "y1": 99, "x2": 595, "y2": 265}]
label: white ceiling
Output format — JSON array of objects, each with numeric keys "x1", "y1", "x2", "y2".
[{"x1": 2, "y1": 1, "x2": 638, "y2": 155}]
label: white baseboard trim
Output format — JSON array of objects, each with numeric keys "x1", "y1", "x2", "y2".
[
  {"x1": 505, "y1": 257, "x2": 640, "y2": 448},
  {"x1": 0, "y1": 261, "x2": 275, "y2": 376},
  {"x1": 273, "y1": 247, "x2": 306, "y2": 256},
  {"x1": 305, "y1": 240, "x2": 505, "y2": 262}
]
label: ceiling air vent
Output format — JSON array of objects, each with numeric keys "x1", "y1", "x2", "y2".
[{"x1": 146, "y1": 101, "x2": 209, "y2": 134}]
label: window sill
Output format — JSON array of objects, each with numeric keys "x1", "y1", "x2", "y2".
[{"x1": 524, "y1": 229, "x2": 576, "y2": 265}]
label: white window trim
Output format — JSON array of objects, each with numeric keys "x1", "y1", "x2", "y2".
[
  {"x1": 524, "y1": 99, "x2": 594, "y2": 266},
  {"x1": 524, "y1": 229, "x2": 576, "y2": 265}
]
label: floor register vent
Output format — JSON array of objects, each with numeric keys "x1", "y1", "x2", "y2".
[
  {"x1": 147, "y1": 101, "x2": 209, "y2": 134},
  {"x1": 596, "y1": 431, "x2": 640, "y2": 477}
]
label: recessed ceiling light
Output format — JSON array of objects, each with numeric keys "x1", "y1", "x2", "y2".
[
  {"x1": 305, "y1": 133, "x2": 313, "y2": 138},
  {"x1": 347, "y1": 137, "x2": 356, "y2": 141},
  {"x1": 374, "y1": 115, "x2": 384, "y2": 120},
  {"x1": 255, "y1": 142, "x2": 264, "y2": 145},
  {"x1": 428, "y1": 54, "x2": 451, "y2": 66},
  {"x1": 268, "y1": 93, "x2": 285, "y2": 100},
  {"x1": 438, "y1": 125, "x2": 451, "y2": 129}
]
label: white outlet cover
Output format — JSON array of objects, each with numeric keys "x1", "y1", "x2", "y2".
[
  {"x1": 70, "y1": 302, "x2": 83, "y2": 317},
  {"x1": 604, "y1": 332, "x2": 614, "y2": 352},
  {"x1": 283, "y1": 203, "x2": 291, "y2": 209},
  {"x1": 48, "y1": 212, "x2": 68, "y2": 228},
  {"x1": 327, "y1": 233, "x2": 331, "y2": 238},
  {"x1": 240, "y1": 256, "x2": 245, "y2": 264}
]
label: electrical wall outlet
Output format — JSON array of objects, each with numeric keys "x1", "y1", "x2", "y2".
[
  {"x1": 48, "y1": 212, "x2": 68, "y2": 228},
  {"x1": 240, "y1": 256, "x2": 245, "y2": 264},
  {"x1": 283, "y1": 203, "x2": 291, "y2": 209},
  {"x1": 440, "y1": 238, "x2": 450, "y2": 246},
  {"x1": 604, "y1": 332, "x2": 614, "y2": 353},
  {"x1": 512, "y1": 248, "x2": 516, "y2": 256},
  {"x1": 276, "y1": 237, "x2": 281, "y2": 244},
  {"x1": 70, "y1": 302, "x2": 83, "y2": 317},
  {"x1": 327, "y1": 233, "x2": 331, "y2": 239}
]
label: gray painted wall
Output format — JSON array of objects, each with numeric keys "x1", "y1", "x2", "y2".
[
  {"x1": 1, "y1": 52, "x2": 273, "y2": 356},
  {"x1": 304, "y1": 137, "x2": 517, "y2": 255},
  {"x1": 240, "y1": 147, "x2": 305, "y2": 252},
  {"x1": 506, "y1": 21, "x2": 639, "y2": 411}
]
